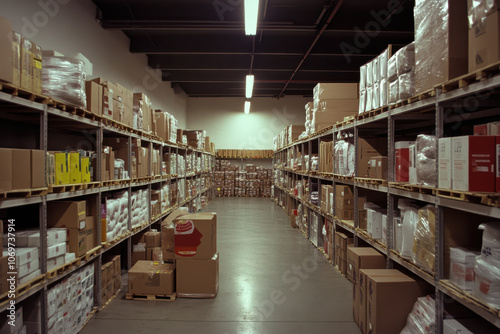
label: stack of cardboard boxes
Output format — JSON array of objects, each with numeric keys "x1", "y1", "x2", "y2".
[
  {"x1": 216, "y1": 149, "x2": 273, "y2": 158},
  {"x1": 320, "y1": 185, "x2": 333, "y2": 214},
  {"x1": 215, "y1": 161, "x2": 272, "y2": 197},
  {"x1": 335, "y1": 185, "x2": 354, "y2": 221},
  {"x1": 0, "y1": 148, "x2": 45, "y2": 192},
  {"x1": 356, "y1": 138, "x2": 387, "y2": 178},
  {"x1": 319, "y1": 141, "x2": 333, "y2": 173},
  {"x1": 334, "y1": 231, "x2": 354, "y2": 276},
  {"x1": 100, "y1": 255, "x2": 121, "y2": 305},
  {"x1": 0, "y1": 17, "x2": 42, "y2": 94}
]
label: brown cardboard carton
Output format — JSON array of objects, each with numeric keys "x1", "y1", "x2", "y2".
[
  {"x1": 0, "y1": 149, "x2": 13, "y2": 191},
  {"x1": 174, "y1": 212, "x2": 217, "y2": 260},
  {"x1": 85, "y1": 216, "x2": 95, "y2": 251},
  {"x1": 48, "y1": 201, "x2": 86, "y2": 230},
  {"x1": 144, "y1": 231, "x2": 161, "y2": 248},
  {"x1": 10, "y1": 31, "x2": 20, "y2": 87},
  {"x1": 176, "y1": 253, "x2": 219, "y2": 298},
  {"x1": 68, "y1": 228, "x2": 87, "y2": 257},
  {"x1": 85, "y1": 81, "x2": 102, "y2": 115},
  {"x1": 367, "y1": 275, "x2": 429, "y2": 334},
  {"x1": 357, "y1": 138, "x2": 387, "y2": 178},
  {"x1": 0, "y1": 17, "x2": 14, "y2": 84},
  {"x1": 12, "y1": 149, "x2": 31, "y2": 190},
  {"x1": 359, "y1": 269, "x2": 407, "y2": 334},
  {"x1": 131, "y1": 243, "x2": 146, "y2": 267},
  {"x1": 31, "y1": 42, "x2": 42, "y2": 94},
  {"x1": 112, "y1": 255, "x2": 121, "y2": 276},
  {"x1": 128, "y1": 261, "x2": 175, "y2": 295},
  {"x1": 20, "y1": 37, "x2": 33, "y2": 91},
  {"x1": 31, "y1": 150, "x2": 45, "y2": 188},
  {"x1": 335, "y1": 185, "x2": 353, "y2": 198},
  {"x1": 469, "y1": 10, "x2": 500, "y2": 72},
  {"x1": 106, "y1": 261, "x2": 114, "y2": 284}
]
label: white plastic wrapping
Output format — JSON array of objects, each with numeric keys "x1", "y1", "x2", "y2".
[
  {"x1": 412, "y1": 205, "x2": 436, "y2": 273},
  {"x1": 396, "y1": 42, "x2": 415, "y2": 75},
  {"x1": 334, "y1": 137, "x2": 355, "y2": 176},
  {"x1": 389, "y1": 78, "x2": 399, "y2": 104},
  {"x1": 416, "y1": 134, "x2": 437, "y2": 186},
  {"x1": 366, "y1": 61, "x2": 373, "y2": 87},
  {"x1": 450, "y1": 247, "x2": 479, "y2": 291},
  {"x1": 372, "y1": 57, "x2": 380, "y2": 83},
  {"x1": 399, "y1": 199, "x2": 420, "y2": 259},
  {"x1": 398, "y1": 70, "x2": 415, "y2": 101},
  {"x1": 42, "y1": 56, "x2": 87, "y2": 108},
  {"x1": 479, "y1": 223, "x2": 500, "y2": 264},
  {"x1": 401, "y1": 295, "x2": 436, "y2": 334},
  {"x1": 380, "y1": 78, "x2": 388, "y2": 107},
  {"x1": 359, "y1": 90, "x2": 366, "y2": 114},
  {"x1": 366, "y1": 86, "x2": 373, "y2": 111},
  {"x1": 473, "y1": 256, "x2": 500, "y2": 309},
  {"x1": 388, "y1": 53, "x2": 398, "y2": 82},
  {"x1": 360, "y1": 64, "x2": 367, "y2": 91},
  {"x1": 468, "y1": 0, "x2": 497, "y2": 28},
  {"x1": 379, "y1": 48, "x2": 389, "y2": 80},
  {"x1": 372, "y1": 82, "x2": 380, "y2": 109}
]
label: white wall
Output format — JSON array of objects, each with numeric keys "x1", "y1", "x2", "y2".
[
  {"x1": 1, "y1": 0, "x2": 187, "y2": 127},
  {"x1": 187, "y1": 96, "x2": 309, "y2": 149}
]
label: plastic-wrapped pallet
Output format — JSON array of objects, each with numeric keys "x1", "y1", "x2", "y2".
[
  {"x1": 131, "y1": 189, "x2": 148, "y2": 228},
  {"x1": 334, "y1": 134, "x2": 355, "y2": 177},
  {"x1": 389, "y1": 79, "x2": 399, "y2": 104},
  {"x1": 103, "y1": 191, "x2": 129, "y2": 242},
  {"x1": 412, "y1": 205, "x2": 436, "y2": 273},
  {"x1": 415, "y1": 134, "x2": 437, "y2": 186},
  {"x1": 399, "y1": 70, "x2": 415, "y2": 101},
  {"x1": 473, "y1": 256, "x2": 500, "y2": 309},
  {"x1": 360, "y1": 64, "x2": 367, "y2": 91},
  {"x1": 450, "y1": 247, "x2": 479, "y2": 291},
  {"x1": 396, "y1": 42, "x2": 415, "y2": 76},
  {"x1": 42, "y1": 56, "x2": 87, "y2": 108},
  {"x1": 398, "y1": 199, "x2": 421, "y2": 260},
  {"x1": 400, "y1": 295, "x2": 436, "y2": 334},
  {"x1": 478, "y1": 223, "x2": 500, "y2": 264}
]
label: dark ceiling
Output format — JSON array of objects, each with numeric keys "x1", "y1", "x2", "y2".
[{"x1": 92, "y1": 0, "x2": 414, "y2": 98}]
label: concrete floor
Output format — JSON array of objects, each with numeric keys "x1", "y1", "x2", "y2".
[{"x1": 82, "y1": 198, "x2": 361, "y2": 334}]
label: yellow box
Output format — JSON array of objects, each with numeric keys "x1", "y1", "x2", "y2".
[
  {"x1": 32, "y1": 42, "x2": 42, "y2": 95},
  {"x1": 69, "y1": 152, "x2": 82, "y2": 184},
  {"x1": 55, "y1": 152, "x2": 69, "y2": 185},
  {"x1": 81, "y1": 157, "x2": 90, "y2": 183}
]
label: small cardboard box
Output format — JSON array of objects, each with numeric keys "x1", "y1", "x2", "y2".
[
  {"x1": 144, "y1": 231, "x2": 161, "y2": 248},
  {"x1": 20, "y1": 37, "x2": 33, "y2": 91},
  {"x1": 174, "y1": 212, "x2": 217, "y2": 260},
  {"x1": 469, "y1": 9, "x2": 500, "y2": 72},
  {"x1": 12, "y1": 149, "x2": 31, "y2": 190},
  {"x1": 67, "y1": 228, "x2": 87, "y2": 257},
  {"x1": 176, "y1": 253, "x2": 219, "y2": 298},
  {"x1": 128, "y1": 261, "x2": 175, "y2": 295},
  {"x1": 69, "y1": 152, "x2": 82, "y2": 184},
  {"x1": 48, "y1": 200, "x2": 86, "y2": 230},
  {"x1": 32, "y1": 42, "x2": 42, "y2": 95},
  {"x1": 85, "y1": 81, "x2": 103, "y2": 115},
  {"x1": 112, "y1": 255, "x2": 121, "y2": 276},
  {"x1": 0, "y1": 149, "x2": 13, "y2": 191}
]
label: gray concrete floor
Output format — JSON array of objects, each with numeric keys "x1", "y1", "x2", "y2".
[{"x1": 81, "y1": 198, "x2": 361, "y2": 333}]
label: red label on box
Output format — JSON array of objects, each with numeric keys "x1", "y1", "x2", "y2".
[
  {"x1": 175, "y1": 220, "x2": 203, "y2": 257},
  {"x1": 395, "y1": 142, "x2": 411, "y2": 182}
]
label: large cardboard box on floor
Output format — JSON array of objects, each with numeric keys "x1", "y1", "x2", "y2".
[
  {"x1": 174, "y1": 212, "x2": 217, "y2": 260},
  {"x1": 176, "y1": 253, "x2": 219, "y2": 298},
  {"x1": 367, "y1": 274, "x2": 429, "y2": 334},
  {"x1": 128, "y1": 261, "x2": 175, "y2": 295},
  {"x1": 162, "y1": 208, "x2": 189, "y2": 261}
]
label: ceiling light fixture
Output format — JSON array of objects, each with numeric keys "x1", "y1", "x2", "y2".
[
  {"x1": 244, "y1": 0, "x2": 259, "y2": 35},
  {"x1": 245, "y1": 74, "x2": 254, "y2": 98},
  {"x1": 244, "y1": 101, "x2": 251, "y2": 114}
]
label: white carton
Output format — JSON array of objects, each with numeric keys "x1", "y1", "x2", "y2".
[
  {"x1": 438, "y1": 137, "x2": 452, "y2": 189},
  {"x1": 47, "y1": 242, "x2": 66, "y2": 259},
  {"x1": 409, "y1": 143, "x2": 417, "y2": 185},
  {"x1": 3, "y1": 247, "x2": 39, "y2": 267}
]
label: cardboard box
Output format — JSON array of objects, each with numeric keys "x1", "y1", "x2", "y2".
[
  {"x1": 69, "y1": 152, "x2": 82, "y2": 184},
  {"x1": 0, "y1": 17, "x2": 14, "y2": 84},
  {"x1": 12, "y1": 149, "x2": 31, "y2": 190},
  {"x1": 374, "y1": 156, "x2": 387, "y2": 180},
  {"x1": 161, "y1": 209, "x2": 188, "y2": 261},
  {"x1": 335, "y1": 185, "x2": 353, "y2": 198},
  {"x1": 357, "y1": 138, "x2": 387, "y2": 177},
  {"x1": 176, "y1": 253, "x2": 219, "y2": 298},
  {"x1": 314, "y1": 110, "x2": 356, "y2": 131},
  {"x1": 54, "y1": 152, "x2": 69, "y2": 185},
  {"x1": 128, "y1": 261, "x2": 175, "y2": 295},
  {"x1": 11, "y1": 31, "x2": 21, "y2": 87},
  {"x1": 144, "y1": 231, "x2": 161, "y2": 248},
  {"x1": 359, "y1": 269, "x2": 407, "y2": 333},
  {"x1": 131, "y1": 243, "x2": 146, "y2": 267},
  {"x1": 20, "y1": 37, "x2": 33, "y2": 91},
  {"x1": 395, "y1": 141, "x2": 412, "y2": 182},
  {"x1": 81, "y1": 157, "x2": 91, "y2": 183},
  {"x1": 438, "y1": 138, "x2": 452, "y2": 189},
  {"x1": 47, "y1": 200, "x2": 86, "y2": 230},
  {"x1": 367, "y1": 275, "x2": 428, "y2": 334},
  {"x1": 314, "y1": 83, "x2": 359, "y2": 100},
  {"x1": 174, "y1": 212, "x2": 217, "y2": 260},
  {"x1": 0, "y1": 149, "x2": 13, "y2": 191},
  {"x1": 85, "y1": 81, "x2": 103, "y2": 115},
  {"x1": 452, "y1": 136, "x2": 496, "y2": 192},
  {"x1": 469, "y1": 8, "x2": 500, "y2": 72},
  {"x1": 31, "y1": 150, "x2": 45, "y2": 188},
  {"x1": 32, "y1": 42, "x2": 42, "y2": 94},
  {"x1": 85, "y1": 216, "x2": 95, "y2": 251}
]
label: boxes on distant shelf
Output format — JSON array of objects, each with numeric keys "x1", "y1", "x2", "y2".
[
  {"x1": 473, "y1": 121, "x2": 500, "y2": 136},
  {"x1": 85, "y1": 80, "x2": 103, "y2": 115},
  {"x1": 32, "y1": 42, "x2": 42, "y2": 95},
  {"x1": 313, "y1": 83, "x2": 359, "y2": 101},
  {"x1": 357, "y1": 138, "x2": 387, "y2": 178},
  {"x1": 176, "y1": 253, "x2": 219, "y2": 298},
  {"x1": 128, "y1": 261, "x2": 175, "y2": 295},
  {"x1": 452, "y1": 136, "x2": 496, "y2": 192},
  {"x1": 20, "y1": 37, "x2": 33, "y2": 91}
]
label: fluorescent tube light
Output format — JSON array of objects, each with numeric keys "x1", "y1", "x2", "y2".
[
  {"x1": 246, "y1": 74, "x2": 254, "y2": 98},
  {"x1": 244, "y1": 101, "x2": 251, "y2": 114},
  {"x1": 245, "y1": 0, "x2": 259, "y2": 35}
]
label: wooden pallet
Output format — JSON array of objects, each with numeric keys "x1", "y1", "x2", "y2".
[
  {"x1": 80, "y1": 246, "x2": 102, "y2": 262},
  {"x1": 102, "y1": 231, "x2": 132, "y2": 249},
  {"x1": 440, "y1": 280, "x2": 500, "y2": 318},
  {"x1": 311, "y1": 126, "x2": 333, "y2": 137},
  {"x1": 0, "y1": 274, "x2": 46, "y2": 305},
  {"x1": 46, "y1": 258, "x2": 80, "y2": 279},
  {"x1": 336, "y1": 116, "x2": 356, "y2": 128},
  {"x1": 436, "y1": 189, "x2": 500, "y2": 207},
  {"x1": 0, "y1": 81, "x2": 51, "y2": 103},
  {"x1": 49, "y1": 183, "x2": 82, "y2": 193},
  {"x1": 437, "y1": 60, "x2": 500, "y2": 93},
  {"x1": 83, "y1": 182, "x2": 101, "y2": 190},
  {"x1": 356, "y1": 106, "x2": 389, "y2": 120},
  {"x1": 355, "y1": 177, "x2": 388, "y2": 186},
  {"x1": 389, "y1": 182, "x2": 436, "y2": 195},
  {"x1": 126, "y1": 292, "x2": 176, "y2": 302},
  {"x1": 388, "y1": 89, "x2": 437, "y2": 110},
  {"x1": 131, "y1": 221, "x2": 150, "y2": 234},
  {"x1": 334, "y1": 218, "x2": 355, "y2": 230},
  {"x1": 333, "y1": 174, "x2": 354, "y2": 181},
  {"x1": 0, "y1": 187, "x2": 48, "y2": 199}
]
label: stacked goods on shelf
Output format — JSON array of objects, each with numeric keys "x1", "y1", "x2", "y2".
[
  {"x1": 359, "y1": 47, "x2": 390, "y2": 113},
  {"x1": 131, "y1": 139, "x2": 150, "y2": 179},
  {"x1": 47, "y1": 150, "x2": 94, "y2": 186},
  {"x1": 387, "y1": 43, "x2": 415, "y2": 105},
  {"x1": 334, "y1": 231, "x2": 353, "y2": 275},
  {"x1": 449, "y1": 247, "x2": 480, "y2": 292},
  {"x1": 88, "y1": 78, "x2": 134, "y2": 126},
  {"x1": 289, "y1": 125, "x2": 306, "y2": 144},
  {"x1": 216, "y1": 149, "x2": 274, "y2": 158},
  {"x1": 215, "y1": 161, "x2": 272, "y2": 197},
  {"x1": 414, "y1": 0, "x2": 468, "y2": 95},
  {"x1": 320, "y1": 185, "x2": 333, "y2": 214},
  {"x1": 363, "y1": 202, "x2": 387, "y2": 242},
  {"x1": 309, "y1": 212, "x2": 320, "y2": 246},
  {"x1": 356, "y1": 137, "x2": 387, "y2": 179},
  {"x1": 334, "y1": 132, "x2": 355, "y2": 177},
  {"x1": 101, "y1": 255, "x2": 121, "y2": 305},
  {"x1": 468, "y1": 1, "x2": 500, "y2": 72},
  {"x1": 319, "y1": 141, "x2": 333, "y2": 173},
  {"x1": 47, "y1": 200, "x2": 96, "y2": 258},
  {"x1": 151, "y1": 190, "x2": 161, "y2": 218},
  {"x1": 472, "y1": 223, "x2": 500, "y2": 309},
  {"x1": 131, "y1": 189, "x2": 149, "y2": 228},
  {"x1": 2, "y1": 241, "x2": 41, "y2": 285},
  {"x1": 311, "y1": 83, "x2": 359, "y2": 133},
  {"x1": 101, "y1": 192, "x2": 129, "y2": 243},
  {"x1": 43, "y1": 56, "x2": 87, "y2": 108},
  {"x1": 183, "y1": 130, "x2": 207, "y2": 150},
  {"x1": 394, "y1": 135, "x2": 437, "y2": 186},
  {"x1": 175, "y1": 212, "x2": 219, "y2": 298},
  {"x1": 0, "y1": 148, "x2": 45, "y2": 192},
  {"x1": 47, "y1": 264, "x2": 94, "y2": 333}
]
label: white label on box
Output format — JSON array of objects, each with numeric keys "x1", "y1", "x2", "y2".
[
  {"x1": 79, "y1": 219, "x2": 85, "y2": 230},
  {"x1": 438, "y1": 138, "x2": 452, "y2": 189}
]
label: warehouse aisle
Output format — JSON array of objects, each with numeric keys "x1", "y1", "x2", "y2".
[{"x1": 82, "y1": 198, "x2": 360, "y2": 334}]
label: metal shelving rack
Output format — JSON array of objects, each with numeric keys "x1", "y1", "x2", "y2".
[
  {"x1": 272, "y1": 74, "x2": 500, "y2": 332},
  {"x1": 0, "y1": 91, "x2": 215, "y2": 333}
]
